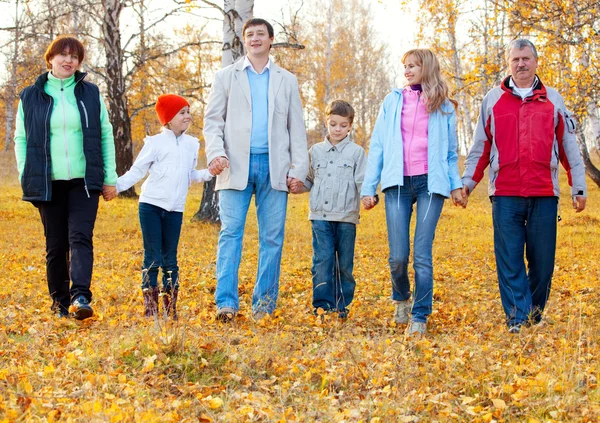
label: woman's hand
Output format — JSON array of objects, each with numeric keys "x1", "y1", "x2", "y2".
[
  {"x1": 102, "y1": 185, "x2": 117, "y2": 201},
  {"x1": 362, "y1": 196, "x2": 378, "y2": 210},
  {"x1": 451, "y1": 188, "x2": 466, "y2": 208}
]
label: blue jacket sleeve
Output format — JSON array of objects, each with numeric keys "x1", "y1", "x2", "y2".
[{"x1": 360, "y1": 101, "x2": 386, "y2": 197}]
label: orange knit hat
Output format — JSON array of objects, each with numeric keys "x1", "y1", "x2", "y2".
[{"x1": 155, "y1": 94, "x2": 189, "y2": 125}]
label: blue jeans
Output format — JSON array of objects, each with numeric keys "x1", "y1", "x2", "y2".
[
  {"x1": 138, "y1": 202, "x2": 183, "y2": 290},
  {"x1": 384, "y1": 175, "x2": 445, "y2": 323},
  {"x1": 491, "y1": 196, "x2": 557, "y2": 327},
  {"x1": 311, "y1": 220, "x2": 357, "y2": 312},
  {"x1": 215, "y1": 154, "x2": 288, "y2": 314}
]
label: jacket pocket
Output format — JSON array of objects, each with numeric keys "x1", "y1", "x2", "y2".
[
  {"x1": 530, "y1": 112, "x2": 554, "y2": 163},
  {"x1": 493, "y1": 113, "x2": 518, "y2": 166},
  {"x1": 336, "y1": 160, "x2": 355, "y2": 180}
]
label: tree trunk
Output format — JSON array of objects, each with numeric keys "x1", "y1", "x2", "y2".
[
  {"x1": 576, "y1": 127, "x2": 600, "y2": 188},
  {"x1": 4, "y1": 0, "x2": 20, "y2": 151},
  {"x1": 193, "y1": 0, "x2": 253, "y2": 222},
  {"x1": 102, "y1": 0, "x2": 136, "y2": 197}
]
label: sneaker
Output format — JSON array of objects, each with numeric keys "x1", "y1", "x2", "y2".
[
  {"x1": 508, "y1": 325, "x2": 521, "y2": 334},
  {"x1": 393, "y1": 299, "x2": 411, "y2": 324},
  {"x1": 406, "y1": 321, "x2": 426, "y2": 336},
  {"x1": 337, "y1": 308, "x2": 349, "y2": 320},
  {"x1": 252, "y1": 310, "x2": 268, "y2": 321},
  {"x1": 71, "y1": 295, "x2": 93, "y2": 320},
  {"x1": 216, "y1": 306, "x2": 236, "y2": 322}
]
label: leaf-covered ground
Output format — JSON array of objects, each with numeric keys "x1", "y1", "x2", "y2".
[{"x1": 1, "y1": 151, "x2": 598, "y2": 422}]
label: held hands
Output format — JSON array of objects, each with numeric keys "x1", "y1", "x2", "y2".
[
  {"x1": 573, "y1": 195, "x2": 586, "y2": 213},
  {"x1": 287, "y1": 177, "x2": 304, "y2": 194},
  {"x1": 102, "y1": 185, "x2": 117, "y2": 201},
  {"x1": 362, "y1": 195, "x2": 379, "y2": 210},
  {"x1": 451, "y1": 187, "x2": 468, "y2": 208},
  {"x1": 208, "y1": 156, "x2": 229, "y2": 176}
]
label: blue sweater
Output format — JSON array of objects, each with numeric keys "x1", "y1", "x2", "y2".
[{"x1": 247, "y1": 68, "x2": 270, "y2": 154}]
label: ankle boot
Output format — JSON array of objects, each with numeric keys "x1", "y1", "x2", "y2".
[
  {"x1": 161, "y1": 288, "x2": 179, "y2": 320},
  {"x1": 161, "y1": 288, "x2": 171, "y2": 319},
  {"x1": 142, "y1": 287, "x2": 159, "y2": 317},
  {"x1": 170, "y1": 288, "x2": 178, "y2": 321}
]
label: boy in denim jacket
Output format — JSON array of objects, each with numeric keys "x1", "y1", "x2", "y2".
[{"x1": 302, "y1": 100, "x2": 367, "y2": 318}]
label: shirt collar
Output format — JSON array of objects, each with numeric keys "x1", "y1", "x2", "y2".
[
  {"x1": 325, "y1": 135, "x2": 351, "y2": 152},
  {"x1": 508, "y1": 75, "x2": 538, "y2": 97},
  {"x1": 243, "y1": 56, "x2": 272, "y2": 75}
]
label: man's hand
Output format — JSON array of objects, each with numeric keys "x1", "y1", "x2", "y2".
[
  {"x1": 451, "y1": 188, "x2": 467, "y2": 208},
  {"x1": 573, "y1": 195, "x2": 586, "y2": 213},
  {"x1": 102, "y1": 185, "x2": 117, "y2": 201},
  {"x1": 208, "y1": 157, "x2": 229, "y2": 176},
  {"x1": 287, "y1": 177, "x2": 304, "y2": 194}
]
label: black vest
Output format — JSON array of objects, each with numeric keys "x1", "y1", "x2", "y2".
[{"x1": 20, "y1": 71, "x2": 105, "y2": 202}]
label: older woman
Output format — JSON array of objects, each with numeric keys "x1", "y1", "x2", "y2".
[{"x1": 14, "y1": 36, "x2": 117, "y2": 320}]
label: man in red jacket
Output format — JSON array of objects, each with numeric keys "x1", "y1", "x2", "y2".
[{"x1": 462, "y1": 39, "x2": 587, "y2": 333}]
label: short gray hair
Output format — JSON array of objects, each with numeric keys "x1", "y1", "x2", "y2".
[{"x1": 506, "y1": 39, "x2": 538, "y2": 61}]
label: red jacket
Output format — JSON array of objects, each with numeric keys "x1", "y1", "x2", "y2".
[{"x1": 462, "y1": 76, "x2": 586, "y2": 198}]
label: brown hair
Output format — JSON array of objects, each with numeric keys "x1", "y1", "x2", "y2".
[
  {"x1": 44, "y1": 36, "x2": 85, "y2": 69},
  {"x1": 242, "y1": 18, "x2": 274, "y2": 38},
  {"x1": 326, "y1": 100, "x2": 355, "y2": 124}
]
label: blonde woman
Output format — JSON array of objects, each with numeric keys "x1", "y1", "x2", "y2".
[{"x1": 361, "y1": 48, "x2": 464, "y2": 336}]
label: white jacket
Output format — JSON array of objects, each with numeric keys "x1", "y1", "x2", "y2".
[{"x1": 117, "y1": 128, "x2": 212, "y2": 212}]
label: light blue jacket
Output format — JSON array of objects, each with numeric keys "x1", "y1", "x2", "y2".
[{"x1": 361, "y1": 89, "x2": 462, "y2": 198}]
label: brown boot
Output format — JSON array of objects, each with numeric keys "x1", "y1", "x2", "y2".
[
  {"x1": 161, "y1": 288, "x2": 179, "y2": 320},
  {"x1": 142, "y1": 287, "x2": 159, "y2": 317},
  {"x1": 170, "y1": 289, "x2": 178, "y2": 321}
]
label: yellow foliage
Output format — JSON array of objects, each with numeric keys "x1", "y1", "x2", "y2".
[{"x1": 0, "y1": 151, "x2": 599, "y2": 421}]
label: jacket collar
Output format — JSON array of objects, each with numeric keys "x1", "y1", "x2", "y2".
[
  {"x1": 34, "y1": 70, "x2": 88, "y2": 92},
  {"x1": 324, "y1": 135, "x2": 351, "y2": 152},
  {"x1": 501, "y1": 74, "x2": 546, "y2": 101}
]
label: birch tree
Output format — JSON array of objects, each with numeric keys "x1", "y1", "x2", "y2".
[{"x1": 193, "y1": 0, "x2": 254, "y2": 223}]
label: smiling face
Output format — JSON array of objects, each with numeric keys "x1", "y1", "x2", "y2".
[
  {"x1": 49, "y1": 49, "x2": 80, "y2": 79},
  {"x1": 243, "y1": 24, "x2": 273, "y2": 58},
  {"x1": 508, "y1": 46, "x2": 538, "y2": 88},
  {"x1": 403, "y1": 54, "x2": 423, "y2": 85},
  {"x1": 167, "y1": 106, "x2": 192, "y2": 136}
]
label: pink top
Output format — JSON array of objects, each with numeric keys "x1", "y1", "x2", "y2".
[{"x1": 401, "y1": 86, "x2": 429, "y2": 176}]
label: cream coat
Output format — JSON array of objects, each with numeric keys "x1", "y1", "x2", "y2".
[{"x1": 204, "y1": 59, "x2": 308, "y2": 191}]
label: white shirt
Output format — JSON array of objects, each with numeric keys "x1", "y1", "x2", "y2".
[
  {"x1": 509, "y1": 76, "x2": 539, "y2": 99},
  {"x1": 242, "y1": 56, "x2": 272, "y2": 75}
]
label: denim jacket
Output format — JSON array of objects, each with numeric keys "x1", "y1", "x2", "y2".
[
  {"x1": 361, "y1": 89, "x2": 462, "y2": 198},
  {"x1": 305, "y1": 136, "x2": 367, "y2": 224}
]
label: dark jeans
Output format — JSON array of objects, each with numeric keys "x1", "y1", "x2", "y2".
[
  {"x1": 35, "y1": 179, "x2": 100, "y2": 314},
  {"x1": 311, "y1": 220, "x2": 357, "y2": 312},
  {"x1": 491, "y1": 196, "x2": 558, "y2": 327},
  {"x1": 138, "y1": 202, "x2": 183, "y2": 291}
]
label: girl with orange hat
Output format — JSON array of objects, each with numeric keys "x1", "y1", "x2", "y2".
[{"x1": 116, "y1": 94, "x2": 214, "y2": 319}]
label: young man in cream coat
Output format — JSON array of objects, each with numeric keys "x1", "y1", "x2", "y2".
[{"x1": 204, "y1": 18, "x2": 308, "y2": 321}]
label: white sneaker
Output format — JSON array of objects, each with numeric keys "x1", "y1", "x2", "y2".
[
  {"x1": 407, "y1": 321, "x2": 426, "y2": 336},
  {"x1": 393, "y1": 299, "x2": 411, "y2": 324}
]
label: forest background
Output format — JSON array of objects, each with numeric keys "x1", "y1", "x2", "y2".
[{"x1": 0, "y1": 0, "x2": 599, "y2": 421}]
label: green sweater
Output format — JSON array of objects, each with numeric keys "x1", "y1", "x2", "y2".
[{"x1": 14, "y1": 72, "x2": 117, "y2": 185}]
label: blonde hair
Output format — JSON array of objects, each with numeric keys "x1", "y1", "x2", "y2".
[{"x1": 402, "y1": 49, "x2": 457, "y2": 114}]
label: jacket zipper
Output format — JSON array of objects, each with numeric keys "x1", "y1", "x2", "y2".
[
  {"x1": 44, "y1": 100, "x2": 53, "y2": 201},
  {"x1": 79, "y1": 101, "x2": 89, "y2": 128},
  {"x1": 60, "y1": 80, "x2": 72, "y2": 180}
]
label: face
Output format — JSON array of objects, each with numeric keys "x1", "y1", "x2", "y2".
[
  {"x1": 404, "y1": 55, "x2": 423, "y2": 85},
  {"x1": 508, "y1": 46, "x2": 538, "y2": 87},
  {"x1": 327, "y1": 114, "x2": 352, "y2": 144},
  {"x1": 167, "y1": 106, "x2": 192, "y2": 135},
  {"x1": 243, "y1": 24, "x2": 273, "y2": 57},
  {"x1": 49, "y1": 49, "x2": 80, "y2": 79}
]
